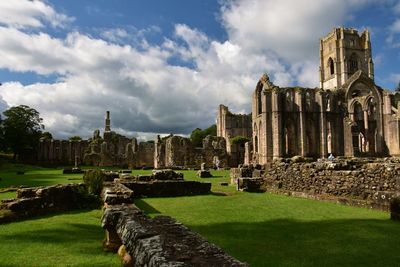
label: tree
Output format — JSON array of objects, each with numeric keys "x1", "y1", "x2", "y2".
[
  {"x1": 69, "y1": 136, "x2": 82, "y2": 141},
  {"x1": 41, "y1": 131, "x2": 53, "y2": 140},
  {"x1": 396, "y1": 81, "x2": 400, "y2": 92},
  {"x1": 230, "y1": 136, "x2": 250, "y2": 145},
  {"x1": 0, "y1": 114, "x2": 4, "y2": 151},
  {"x1": 190, "y1": 124, "x2": 217, "y2": 147},
  {"x1": 2, "y1": 105, "x2": 44, "y2": 160}
]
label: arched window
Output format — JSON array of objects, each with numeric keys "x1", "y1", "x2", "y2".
[
  {"x1": 258, "y1": 92, "x2": 262, "y2": 115},
  {"x1": 354, "y1": 102, "x2": 363, "y2": 121},
  {"x1": 349, "y1": 53, "x2": 358, "y2": 73},
  {"x1": 253, "y1": 123, "x2": 258, "y2": 153},
  {"x1": 328, "y1": 58, "x2": 334, "y2": 75}
]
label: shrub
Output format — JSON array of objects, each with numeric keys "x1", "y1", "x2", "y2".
[
  {"x1": 230, "y1": 136, "x2": 250, "y2": 145},
  {"x1": 83, "y1": 170, "x2": 106, "y2": 196}
]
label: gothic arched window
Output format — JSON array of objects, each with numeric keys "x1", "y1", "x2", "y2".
[
  {"x1": 328, "y1": 58, "x2": 334, "y2": 75},
  {"x1": 349, "y1": 53, "x2": 359, "y2": 73}
]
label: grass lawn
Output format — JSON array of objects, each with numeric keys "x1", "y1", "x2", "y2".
[
  {"x1": 136, "y1": 170, "x2": 400, "y2": 267},
  {"x1": 1, "y1": 165, "x2": 399, "y2": 266},
  {"x1": 0, "y1": 209, "x2": 120, "y2": 267}
]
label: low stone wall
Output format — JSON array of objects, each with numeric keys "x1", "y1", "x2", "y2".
[
  {"x1": 262, "y1": 159, "x2": 400, "y2": 210},
  {"x1": 102, "y1": 204, "x2": 248, "y2": 266},
  {"x1": 0, "y1": 184, "x2": 93, "y2": 223},
  {"x1": 121, "y1": 181, "x2": 211, "y2": 198},
  {"x1": 231, "y1": 164, "x2": 264, "y2": 184}
]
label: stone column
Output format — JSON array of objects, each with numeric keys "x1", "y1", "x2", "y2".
[
  {"x1": 296, "y1": 90, "x2": 306, "y2": 156},
  {"x1": 318, "y1": 92, "x2": 328, "y2": 158},
  {"x1": 271, "y1": 91, "x2": 282, "y2": 159},
  {"x1": 364, "y1": 110, "x2": 370, "y2": 152}
]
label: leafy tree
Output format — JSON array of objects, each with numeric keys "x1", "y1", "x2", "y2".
[
  {"x1": 396, "y1": 81, "x2": 400, "y2": 92},
  {"x1": 41, "y1": 131, "x2": 53, "y2": 140},
  {"x1": 2, "y1": 105, "x2": 44, "y2": 160},
  {"x1": 230, "y1": 136, "x2": 250, "y2": 145},
  {"x1": 69, "y1": 135, "x2": 82, "y2": 141},
  {"x1": 0, "y1": 114, "x2": 4, "y2": 151},
  {"x1": 190, "y1": 124, "x2": 217, "y2": 147}
]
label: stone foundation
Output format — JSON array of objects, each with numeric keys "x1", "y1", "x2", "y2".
[
  {"x1": 101, "y1": 204, "x2": 248, "y2": 266},
  {"x1": 0, "y1": 184, "x2": 94, "y2": 223},
  {"x1": 121, "y1": 181, "x2": 211, "y2": 198},
  {"x1": 262, "y1": 159, "x2": 400, "y2": 210}
]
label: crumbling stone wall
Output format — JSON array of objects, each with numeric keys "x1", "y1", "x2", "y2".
[
  {"x1": 154, "y1": 134, "x2": 228, "y2": 169},
  {"x1": 84, "y1": 129, "x2": 155, "y2": 168},
  {"x1": 0, "y1": 184, "x2": 91, "y2": 223},
  {"x1": 217, "y1": 104, "x2": 252, "y2": 167},
  {"x1": 102, "y1": 204, "x2": 248, "y2": 266},
  {"x1": 37, "y1": 139, "x2": 89, "y2": 165},
  {"x1": 262, "y1": 158, "x2": 400, "y2": 210}
]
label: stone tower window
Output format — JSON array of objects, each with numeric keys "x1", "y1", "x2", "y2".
[
  {"x1": 305, "y1": 92, "x2": 312, "y2": 110},
  {"x1": 328, "y1": 58, "x2": 334, "y2": 75},
  {"x1": 349, "y1": 53, "x2": 358, "y2": 73}
]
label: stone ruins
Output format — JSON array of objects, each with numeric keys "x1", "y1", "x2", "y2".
[
  {"x1": 226, "y1": 27, "x2": 400, "y2": 214},
  {"x1": 217, "y1": 105, "x2": 252, "y2": 166},
  {"x1": 218, "y1": 28, "x2": 400, "y2": 165},
  {"x1": 37, "y1": 110, "x2": 228, "y2": 169}
]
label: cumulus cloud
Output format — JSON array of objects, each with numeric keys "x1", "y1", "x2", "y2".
[
  {"x1": 0, "y1": 0, "x2": 74, "y2": 29},
  {"x1": 0, "y1": 0, "x2": 394, "y2": 140}
]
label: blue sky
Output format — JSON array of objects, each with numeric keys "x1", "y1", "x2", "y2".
[{"x1": 0, "y1": 0, "x2": 399, "y2": 139}]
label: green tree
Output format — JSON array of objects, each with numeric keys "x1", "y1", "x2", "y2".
[
  {"x1": 190, "y1": 124, "x2": 217, "y2": 147},
  {"x1": 0, "y1": 114, "x2": 4, "y2": 151},
  {"x1": 41, "y1": 131, "x2": 53, "y2": 140},
  {"x1": 396, "y1": 81, "x2": 400, "y2": 92},
  {"x1": 230, "y1": 135, "x2": 250, "y2": 145},
  {"x1": 2, "y1": 105, "x2": 44, "y2": 160},
  {"x1": 69, "y1": 135, "x2": 82, "y2": 141}
]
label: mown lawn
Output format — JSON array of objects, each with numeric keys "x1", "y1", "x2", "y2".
[
  {"x1": 136, "y1": 170, "x2": 400, "y2": 267},
  {"x1": 0, "y1": 209, "x2": 120, "y2": 267},
  {"x1": 0, "y1": 165, "x2": 399, "y2": 267}
]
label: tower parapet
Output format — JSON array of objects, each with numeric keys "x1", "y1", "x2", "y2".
[{"x1": 319, "y1": 27, "x2": 374, "y2": 90}]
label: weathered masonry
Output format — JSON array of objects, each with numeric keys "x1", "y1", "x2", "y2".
[
  {"x1": 217, "y1": 104, "x2": 252, "y2": 167},
  {"x1": 246, "y1": 27, "x2": 400, "y2": 164}
]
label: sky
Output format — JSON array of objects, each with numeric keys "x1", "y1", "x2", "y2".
[{"x1": 0, "y1": 0, "x2": 399, "y2": 140}]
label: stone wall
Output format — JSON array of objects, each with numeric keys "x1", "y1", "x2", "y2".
[
  {"x1": 37, "y1": 139, "x2": 89, "y2": 165},
  {"x1": 262, "y1": 158, "x2": 400, "y2": 210},
  {"x1": 120, "y1": 181, "x2": 211, "y2": 198},
  {"x1": 0, "y1": 184, "x2": 92, "y2": 223},
  {"x1": 102, "y1": 204, "x2": 248, "y2": 266},
  {"x1": 217, "y1": 104, "x2": 252, "y2": 167},
  {"x1": 154, "y1": 134, "x2": 228, "y2": 169},
  {"x1": 84, "y1": 129, "x2": 155, "y2": 168}
]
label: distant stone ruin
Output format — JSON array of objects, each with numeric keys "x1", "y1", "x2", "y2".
[
  {"x1": 154, "y1": 134, "x2": 228, "y2": 169},
  {"x1": 37, "y1": 111, "x2": 228, "y2": 170}
]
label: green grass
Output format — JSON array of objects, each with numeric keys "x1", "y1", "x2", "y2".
[
  {"x1": 0, "y1": 209, "x2": 120, "y2": 267},
  {"x1": 135, "y1": 170, "x2": 400, "y2": 267},
  {"x1": 1, "y1": 165, "x2": 399, "y2": 266}
]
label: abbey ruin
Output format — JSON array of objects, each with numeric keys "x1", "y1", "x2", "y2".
[
  {"x1": 37, "y1": 27, "x2": 400, "y2": 169},
  {"x1": 219, "y1": 27, "x2": 400, "y2": 165}
]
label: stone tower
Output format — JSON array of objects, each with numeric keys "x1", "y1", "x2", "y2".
[
  {"x1": 105, "y1": 111, "x2": 111, "y2": 132},
  {"x1": 319, "y1": 27, "x2": 374, "y2": 89}
]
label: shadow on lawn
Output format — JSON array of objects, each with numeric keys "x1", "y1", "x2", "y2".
[
  {"x1": 1, "y1": 221, "x2": 105, "y2": 256},
  {"x1": 188, "y1": 218, "x2": 400, "y2": 267},
  {"x1": 135, "y1": 199, "x2": 161, "y2": 215}
]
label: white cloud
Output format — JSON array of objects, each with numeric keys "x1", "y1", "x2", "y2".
[
  {"x1": 0, "y1": 0, "x2": 74, "y2": 29},
  {"x1": 0, "y1": 0, "x2": 393, "y2": 139}
]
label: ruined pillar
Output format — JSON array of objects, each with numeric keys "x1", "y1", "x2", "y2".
[
  {"x1": 296, "y1": 90, "x2": 307, "y2": 156},
  {"x1": 317, "y1": 92, "x2": 328, "y2": 158},
  {"x1": 271, "y1": 91, "x2": 283, "y2": 159}
]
